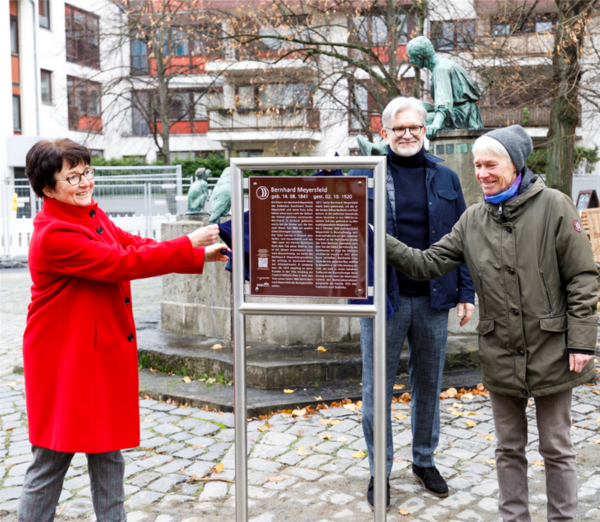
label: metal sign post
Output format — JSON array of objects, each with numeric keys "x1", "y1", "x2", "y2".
[{"x1": 231, "y1": 156, "x2": 388, "y2": 521}]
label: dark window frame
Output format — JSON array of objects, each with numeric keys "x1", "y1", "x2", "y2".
[
  {"x1": 41, "y1": 69, "x2": 53, "y2": 104},
  {"x1": 13, "y1": 95, "x2": 21, "y2": 132},
  {"x1": 130, "y1": 38, "x2": 148, "y2": 75},
  {"x1": 65, "y1": 4, "x2": 100, "y2": 69},
  {"x1": 431, "y1": 20, "x2": 476, "y2": 51},
  {"x1": 11, "y1": 16, "x2": 19, "y2": 55},
  {"x1": 39, "y1": 0, "x2": 51, "y2": 29},
  {"x1": 67, "y1": 75, "x2": 102, "y2": 131}
]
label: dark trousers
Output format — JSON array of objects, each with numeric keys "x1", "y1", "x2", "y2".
[
  {"x1": 361, "y1": 294, "x2": 449, "y2": 475},
  {"x1": 17, "y1": 445, "x2": 126, "y2": 522}
]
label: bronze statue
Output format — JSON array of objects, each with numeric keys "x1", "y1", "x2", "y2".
[
  {"x1": 187, "y1": 168, "x2": 211, "y2": 214},
  {"x1": 407, "y1": 36, "x2": 484, "y2": 139}
]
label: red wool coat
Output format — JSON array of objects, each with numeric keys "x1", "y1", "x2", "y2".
[{"x1": 24, "y1": 198, "x2": 204, "y2": 453}]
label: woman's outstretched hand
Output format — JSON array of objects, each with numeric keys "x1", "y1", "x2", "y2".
[
  {"x1": 204, "y1": 243, "x2": 230, "y2": 263},
  {"x1": 188, "y1": 224, "x2": 220, "y2": 248}
]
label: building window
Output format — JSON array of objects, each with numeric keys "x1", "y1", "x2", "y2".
[
  {"x1": 41, "y1": 70, "x2": 52, "y2": 104},
  {"x1": 67, "y1": 76, "x2": 102, "y2": 131},
  {"x1": 349, "y1": 13, "x2": 409, "y2": 46},
  {"x1": 130, "y1": 39, "x2": 148, "y2": 75},
  {"x1": 11, "y1": 16, "x2": 18, "y2": 55},
  {"x1": 491, "y1": 14, "x2": 557, "y2": 36},
  {"x1": 13, "y1": 95, "x2": 21, "y2": 131},
  {"x1": 257, "y1": 84, "x2": 312, "y2": 108},
  {"x1": 39, "y1": 0, "x2": 50, "y2": 29},
  {"x1": 65, "y1": 5, "x2": 100, "y2": 69},
  {"x1": 431, "y1": 20, "x2": 476, "y2": 51}
]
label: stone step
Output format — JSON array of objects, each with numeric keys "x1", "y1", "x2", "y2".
[
  {"x1": 135, "y1": 312, "x2": 480, "y2": 390},
  {"x1": 138, "y1": 367, "x2": 484, "y2": 417}
]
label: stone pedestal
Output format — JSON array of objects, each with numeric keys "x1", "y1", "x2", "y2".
[
  {"x1": 160, "y1": 220, "x2": 361, "y2": 345},
  {"x1": 430, "y1": 129, "x2": 489, "y2": 208}
]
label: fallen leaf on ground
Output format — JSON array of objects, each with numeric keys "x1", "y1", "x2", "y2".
[
  {"x1": 56, "y1": 505, "x2": 67, "y2": 517},
  {"x1": 211, "y1": 463, "x2": 224, "y2": 473},
  {"x1": 142, "y1": 419, "x2": 153, "y2": 422},
  {"x1": 337, "y1": 436, "x2": 348, "y2": 443},
  {"x1": 355, "y1": 401, "x2": 362, "y2": 410},
  {"x1": 440, "y1": 391, "x2": 449, "y2": 399},
  {"x1": 450, "y1": 410, "x2": 465, "y2": 417},
  {"x1": 150, "y1": 368, "x2": 158, "y2": 372},
  {"x1": 183, "y1": 376, "x2": 192, "y2": 383},
  {"x1": 292, "y1": 409, "x2": 306, "y2": 417},
  {"x1": 257, "y1": 423, "x2": 272, "y2": 432},
  {"x1": 192, "y1": 445, "x2": 205, "y2": 450},
  {"x1": 571, "y1": 426, "x2": 578, "y2": 430},
  {"x1": 246, "y1": 346, "x2": 251, "y2": 349},
  {"x1": 485, "y1": 458, "x2": 496, "y2": 466},
  {"x1": 399, "y1": 507, "x2": 410, "y2": 516},
  {"x1": 314, "y1": 396, "x2": 323, "y2": 400},
  {"x1": 452, "y1": 403, "x2": 464, "y2": 409},
  {"x1": 446, "y1": 387, "x2": 458, "y2": 398},
  {"x1": 319, "y1": 433, "x2": 333, "y2": 440},
  {"x1": 330, "y1": 419, "x2": 341, "y2": 425},
  {"x1": 394, "y1": 412, "x2": 408, "y2": 420},
  {"x1": 532, "y1": 460, "x2": 545, "y2": 466},
  {"x1": 467, "y1": 412, "x2": 481, "y2": 416},
  {"x1": 210, "y1": 343, "x2": 223, "y2": 350},
  {"x1": 268, "y1": 476, "x2": 286, "y2": 482},
  {"x1": 280, "y1": 413, "x2": 293, "y2": 418},
  {"x1": 393, "y1": 384, "x2": 405, "y2": 390},
  {"x1": 462, "y1": 393, "x2": 474, "y2": 400},
  {"x1": 594, "y1": 439, "x2": 600, "y2": 445},
  {"x1": 486, "y1": 436, "x2": 495, "y2": 441},
  {"x1": 352, "y1": 450, "x2": 366, "y2": 459},
  {"x1": 477, "y1": 433, "x2": 489, "y2": 437},
  {"x1": 343, "y1": 404, "x2": 356, "y2": 411},
  {"x1": 399, "y1": 393, "x2": 411, "y2": 404},
  {"x1": 296, "y1": 446, "x2": 308, "y2": 456},
  {"x1": 320, "y1": 419, "x2": 329, "y2": 425},
  {"x1": 283, "y1": 389, "x2": 295, "y2": 394},
  {"x1": 394, "y1": 457, "x2": 403, "y2": 462},
  {"x1": 317, "y1": 346, "x2": 328, "y2": 352},
  {"x1": 596, "y1": 417, "x2": 600, "y2": 422},
  {"x1": 464, "y1": 420, "x2": 477, "y2": 428}
]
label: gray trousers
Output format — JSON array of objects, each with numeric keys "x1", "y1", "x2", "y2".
[
  {"x1": 490, "y1": 389, "x2": 577, "y2": 522},
  {"x1": 17, "y1": 445, "x2": 126, "y2": 522}
]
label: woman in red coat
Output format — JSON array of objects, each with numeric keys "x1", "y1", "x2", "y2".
[{"x1": 18, "y1": 139, "x2": 229, "y2": 522}]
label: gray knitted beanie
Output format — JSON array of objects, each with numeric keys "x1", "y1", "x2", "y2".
[{"x1": 484, "y1": 125, "x2": 533, "y2": 173}]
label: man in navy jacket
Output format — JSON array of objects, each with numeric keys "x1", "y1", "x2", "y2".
[{"x1": 350, "y1": 97, "x2": 475, "y2": 510}]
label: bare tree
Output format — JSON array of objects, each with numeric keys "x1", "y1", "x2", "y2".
[{"x1": 100, "y1": 0, "x2": 225, "y2": 164}]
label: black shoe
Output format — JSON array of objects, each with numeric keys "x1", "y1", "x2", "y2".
[
  {"x1": 366, "y1": 476, "x2": 391, "y2": 511},
  {"x1": 412, "y1": 464, "x2": 449, "y2": 497}
]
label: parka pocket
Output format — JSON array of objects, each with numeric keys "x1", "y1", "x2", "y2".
[
  {"x1": 539, "y1": 314, "x2": 567, "y2": 332},
  {"x1": 437, "y1": 189, "x2": 458, "y2": 201},
  {"x1": 476, "y1": 317, "x2": 495, "y2": 336}
]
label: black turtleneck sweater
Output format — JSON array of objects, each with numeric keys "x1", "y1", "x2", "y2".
[{"x1": 389, "y1": 144, "x2": 430, "y2": 296}]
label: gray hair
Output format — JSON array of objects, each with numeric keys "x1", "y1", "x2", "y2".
[
  {"x1": 472, "y1": 135, "x2": 512, "y2": 165},
  {"x1": 382, "y1": 97, "x2": 427, "y2": 128}
]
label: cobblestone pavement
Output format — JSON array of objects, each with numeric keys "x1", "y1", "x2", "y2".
[{"x1": 0, "y1": 269, "x2": 600, "y2": 521}]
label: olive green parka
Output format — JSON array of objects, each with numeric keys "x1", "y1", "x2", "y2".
[{"x1": 386, "y1": 170, "x2": 598, "y2": 397}]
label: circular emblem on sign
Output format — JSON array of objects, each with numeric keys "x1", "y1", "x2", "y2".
[
  {"x1": 574, "y1": 219, "x2": 582, "y2": 232},
  {"x1": 256, "y1": 186, "x2": 270, "y2": 200}
]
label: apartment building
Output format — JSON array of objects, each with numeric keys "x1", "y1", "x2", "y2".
[{"x1": 3, "y1": 0, "x2": 600, "y2": 179}]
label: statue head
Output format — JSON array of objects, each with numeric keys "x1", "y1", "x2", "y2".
[
  {"x1": 194, "y1": 167, "x2": 211, "y2": 180},
  {"x1": 407, "y1": 36, "x2": 436, "y2": 69}
]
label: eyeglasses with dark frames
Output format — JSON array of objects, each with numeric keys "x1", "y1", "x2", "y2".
[
  {"x1": 385, "y1": 126, "x2": 424, "y2": 138},
  {"x1": 60, "y1": 167, "x2": 95, "y2": 186}
]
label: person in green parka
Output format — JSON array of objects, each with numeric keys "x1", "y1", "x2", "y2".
[{"x1": 386, "y1": 125, "x2": 597, "y2": 522}]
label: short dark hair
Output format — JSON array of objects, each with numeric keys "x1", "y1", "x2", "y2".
[{"x1": 25, "y1": 139, "x2": 91, "y2": 198}]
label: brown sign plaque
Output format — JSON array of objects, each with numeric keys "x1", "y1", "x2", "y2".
[{"x1": 249, "y1": 176, "x2": 368, "y2": 299}]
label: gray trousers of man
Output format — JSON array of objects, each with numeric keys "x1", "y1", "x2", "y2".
[
  {"x1": 490, "y1": 389, "x2": 577, "y2": 522},
  {"x1": 17, "y1": 445, "x2": 126, "y2": 522}
]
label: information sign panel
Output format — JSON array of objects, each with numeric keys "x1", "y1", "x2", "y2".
[{"x1": 249, "y1": 176, "x2": 368, "y2": 299}]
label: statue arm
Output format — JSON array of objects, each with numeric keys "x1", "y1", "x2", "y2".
[{"x1": 427, "y1": 68, "x2": 454, "y2": 139}]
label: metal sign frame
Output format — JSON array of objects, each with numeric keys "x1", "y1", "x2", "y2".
[{"x1": 231, "y1": 156, "x2": 388, "y2": 521}]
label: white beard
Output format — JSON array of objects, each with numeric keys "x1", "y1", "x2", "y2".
[{"x1": 391, "y1": 140, "x2": 422, "y2": 157}]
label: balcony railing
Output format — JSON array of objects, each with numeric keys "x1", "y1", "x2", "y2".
[
  {"x1": 481, "y1": 106, "x2": 550, "y2": 127},
  {"x1": 208, "y1": 108, "x2": 320, "y2": 132}
]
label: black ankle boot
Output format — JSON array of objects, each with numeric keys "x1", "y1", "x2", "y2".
[
  {"x1": 366, "y1": 476, "x2": 391, "y2": 511},
  {"x1": 412, "y1": 464, "x2": 449, "y2": 497}
]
